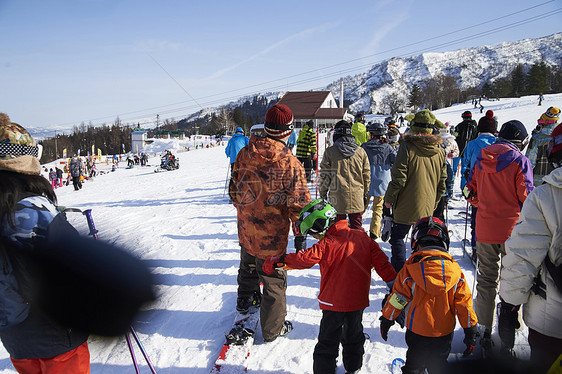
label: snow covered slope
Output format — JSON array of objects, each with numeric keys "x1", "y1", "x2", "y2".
[{"x1": 1, "y1": 94, "x2": 560, "y2": 373}]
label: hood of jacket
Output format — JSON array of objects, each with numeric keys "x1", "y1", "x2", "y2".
[
  {"x1": 245, "y1": 135, "x2": 286, "y2": 164},
  {"x1": 334, "y1": 135, "x2": 358, "y2": 158},
  {"x1": 406, "y1": 249, "x2": 461, "y2": 296},
  {"x1": 231, "y1": 133, "x2": 247, "y2": 140},
  {"x1": 476, "y1": 142, "x2": 522, "y2": 174},
  {"x1": 403, "y1": 132, "x2": 443, "y2": 157},
  {"x1": 542, "y1": 166, "x2": 562, "y2": 188}
]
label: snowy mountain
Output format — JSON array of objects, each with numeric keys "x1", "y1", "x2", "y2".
[
  {"x1": 329, "y1": 33, "x2": 562, "y2": 114},
  {"x1": 174, "y1": 33, "x2": 562, "y2": 128},
  {"x1": 2, "y1": 94, "x2": 558, "y2": 373}
]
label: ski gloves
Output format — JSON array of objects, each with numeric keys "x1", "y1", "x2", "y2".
[
  {"x1": 294, "y1": 236, "x2": 307, "y2": 253},
  {"x1": 463, "y1": 325, "x2": 478, "y2": 357},
  {"x1": 379, "y1": 316, "x2": 394, "y2": 341},
  {"x1": 379, "y1": 293, "x2": 406, "y2": 341},
  {"x1": 262, "y1": 254, "x2": 287, "y2": 275},
  {"x1": 498, "y1": 299, "x2": 521, "y2": 350}
]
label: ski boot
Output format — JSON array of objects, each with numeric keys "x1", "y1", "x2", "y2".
[{"x1": 480, "y1": 328, "x2": 494, "y2": 357}]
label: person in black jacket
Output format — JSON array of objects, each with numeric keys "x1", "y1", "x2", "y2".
[{"x1": 452, "y1": 111, "x2": 478, "y2": 190}]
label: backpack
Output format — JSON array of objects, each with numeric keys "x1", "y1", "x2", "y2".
[{"x1": 0, "y1": 241, "x2": 31, "y2": 330}]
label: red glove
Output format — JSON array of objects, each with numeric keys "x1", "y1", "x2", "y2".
[{"x1": 262, "y1": 254, "x2": 286, "y2": 275}]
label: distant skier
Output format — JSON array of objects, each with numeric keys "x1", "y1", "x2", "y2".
[
  {"x1": 380, "y1": 216, "x2": 478, "y2": 374},
  {"x1": 538, "y1": 92, "x2": 544, "y2": 106},
  {"x1": 263, "y1": 199, "x2": 397, "y2": 374}
]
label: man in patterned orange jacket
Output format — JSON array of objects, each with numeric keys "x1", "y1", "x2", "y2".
[{"x1": 230, "y1": 104, "x2": 310, "y2": 343}]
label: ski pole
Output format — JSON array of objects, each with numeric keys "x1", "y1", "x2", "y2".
[
  {"x1": 125, "y1": 332, "x2": 141, "y2": 374},
  {"x1": 130, "y1": 326, "x2": 158, "y2": 374},
  {"x1": 462, "y1": 201, "x2": 470, "y2": 259},
  {"x1": 223, "y1": 164, "x2": 231, "y2": 198},
  {"x1": 63, "y1": 207, "x2": 157, "y2": 373}
]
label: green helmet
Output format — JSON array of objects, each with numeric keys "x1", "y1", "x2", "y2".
[{"x1": 296, "y1": 199, "x2": 337, "y2": 235}]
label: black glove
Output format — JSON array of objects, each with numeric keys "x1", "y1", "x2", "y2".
[
  {"x1": 294, "y1": 235, "x2": 307, "y2": 253},
  {"x1": 379, "y1": 316, "x2": 394, "y2": 341},
  {"x1": 395, "y1": 310, "x2": 405, "y2": 328},
  {"x1": 364, "y1": 195, "x2": 370, "y2": 210},
  {"x1": 462, "y1": 325, "x2": 478, "y2": 357},
  {"x1": 498, "y1": 299, "x2": 521, "y2": 350}
]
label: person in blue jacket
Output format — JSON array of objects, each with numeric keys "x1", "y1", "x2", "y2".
[
  {"x1": 286, "y1": 129, "x2": 297, "y2": 152},
  {"x1": 461, "y1": 110, "x2": 497, "y2": 259},
  {"x1": 225, "y1": 127, "x2": 249, "y2": 169}
]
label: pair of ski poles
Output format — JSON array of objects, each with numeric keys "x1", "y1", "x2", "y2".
[{"x1": 63, "y1": 207, "x2": 158, "y2": 374}]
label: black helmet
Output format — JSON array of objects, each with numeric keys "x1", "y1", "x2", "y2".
[
  {"x1": 462, "y1": 111, "x2": 472, "y2": 119},
  {"x1": 411, "y1": 216, "x2": 450, "y2": 251},
  {"x1": 498, "y1": 120, "x2": 529, "y2": 148},
  {"x1": 366, "y1": 122, "x2": 387, "y2": 136},
  {"x1": 355, "y1": 112, "x2": 365, "y2": 122}
]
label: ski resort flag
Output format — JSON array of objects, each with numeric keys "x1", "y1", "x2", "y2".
[
  {"x1": 92, "y1": 144, "x2": 95, "y2": 156},
  {"x1": 122, "y1": 143, "x2": 125, "y2": 153},
  {"x1": 63, "y1": 148, "x2": 67, "y2": 158},
  {"x1": 98, "y1": 148, "x2": 102, "y2": 160}
]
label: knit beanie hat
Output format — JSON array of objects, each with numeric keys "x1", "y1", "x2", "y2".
[
  {"x1": 498, "y1": 120, "x2": 528, "y2": 145},
  {"x1": 333, "y1": 120, "x2": 352, "y2": 142},
  {"x1": 410, "y1": 109, "x2": 444, "y2": 134},
  {"x1": 539, "y1": 106, "x2": 560, "y2": 125},
  {"x1": 548, "y1": 123, "x2": 562, "y2": 167},
  {"x1": 0, "y1": 113, "x2": 42, "y2": 175},
  {"x1": 264, "y1": 104, "x2": 294, "y2": 139},
  {"x1": 477, "y1": 110, "x2": 497, "y2": 133}
]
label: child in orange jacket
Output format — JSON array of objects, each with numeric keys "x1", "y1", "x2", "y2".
[
  {"x1": 380, "y1": 216, "x2": 478, "y2": 374},
  {"x1": 263, "y1": 199, "x2": 397, "y2": 374}
]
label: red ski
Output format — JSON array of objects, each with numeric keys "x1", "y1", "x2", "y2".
[{"x1": 211, "y1": 309, "x2": 260, "y2": 373}]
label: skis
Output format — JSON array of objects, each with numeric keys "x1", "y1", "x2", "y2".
[
  {"x1": 461, "y1": 239, "x2": 477, "y2": 268},
  {"x1": 211, "y1": 308, "x2": 260, "y2": 373}
]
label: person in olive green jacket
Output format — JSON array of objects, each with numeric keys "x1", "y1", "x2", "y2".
[
  {"x1": 318, "y1": 120, "x2": 371, "y2": 230},
  {"x1": 383, "y1": 109, "x2": 447, "y2": 272},
  {"x1": 352, "y1": 113, "x2": 370, "y2": 146}
]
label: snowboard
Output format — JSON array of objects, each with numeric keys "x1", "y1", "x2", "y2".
[{"x1": 210, "y1": 308, "x2": 260, "y2": 373}]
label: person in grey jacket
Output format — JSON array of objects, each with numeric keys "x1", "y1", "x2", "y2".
[
  {"x1": 361, "y1": 122, "x2": 396, "y2": 239},
  {"x1": 318, "y1": 120, "x2": 370, "y2": 230},
  {"x1": 498, "y1": 122, "x2": 562, "y2": 372}
]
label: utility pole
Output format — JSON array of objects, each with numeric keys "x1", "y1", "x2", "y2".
[
  {"x1": 156, "y1": 114, "x2": 160, "y2": 128},
  {"x1": 54, "y1": 130, "x2": 58, "y2": 159}
]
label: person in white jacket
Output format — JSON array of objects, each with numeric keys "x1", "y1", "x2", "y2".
[{"x1": 498, "y1": 122, "x2": 562, "y2": 373}]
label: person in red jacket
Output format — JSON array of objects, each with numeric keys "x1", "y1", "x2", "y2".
[
  {"x1": 380, "y1": 216, "x2": 478, "y2": 374},
  {"x1": 263, "y1": 198, "x2": 397, "y2": 374},
  {"x1": 465, "y1": 120, "x2": 534, "y2": 354}
]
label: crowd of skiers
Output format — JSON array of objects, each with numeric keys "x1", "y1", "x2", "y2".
[
  {"x1": 1, "y1": 100, "x2": 561, "y2": 374},
  {"x1": 228, "y1": 103, "x2": 562, "y2": 374}
]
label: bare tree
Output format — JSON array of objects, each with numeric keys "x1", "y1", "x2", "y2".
[{"x1": 381, "y1": 92, "x2": 406, "y2": 116}]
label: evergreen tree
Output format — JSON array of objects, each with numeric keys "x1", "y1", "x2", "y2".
[
  {"x1": 511, "y1": 64, "x2": 526, "y2": 97},
  {"x1": 527, "y1": 60, "x2": 549, "y2": 95},
  {"x1": 408, "y1": 84, "x2": 422, "y2": 111}
]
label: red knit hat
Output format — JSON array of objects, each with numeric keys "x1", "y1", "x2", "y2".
[
  {"x1": 264, "y1": 104, "x2": 294, "y2": 139},
  {"x1": 477, "y1": 110, "x2": 497, "y2": 133}
]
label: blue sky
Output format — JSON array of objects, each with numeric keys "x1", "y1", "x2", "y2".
[{"x1": 0, "y1": 0, "x2": 560, "y2": 130}]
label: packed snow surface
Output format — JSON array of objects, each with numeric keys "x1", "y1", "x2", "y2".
[{"x1": 1, "y1": 93, "x2": 560, "y2": 373}]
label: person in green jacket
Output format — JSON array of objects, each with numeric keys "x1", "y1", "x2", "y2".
[
  {"x1": 296, "y1": 120, "x2": 317, "y2": 182},
  {"x1": 383, "y1": 109, "x2": 447, "y2": 272},
  {"x1": 352, "y1": 113, "x2": 369, "y2": 146}
]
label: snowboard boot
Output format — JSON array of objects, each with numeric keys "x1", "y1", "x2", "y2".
[
  {"x1": 263, "y1": 321, "x2": 293, "y2": 343},
  {"x1": 236, "y1": 291, "x2": 261, "y2": 314}
]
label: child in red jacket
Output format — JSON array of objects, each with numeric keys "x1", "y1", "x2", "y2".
[
  {"x1": 263, "y1": 199, "x2": 397, "y2": 374},
  {"x1": 380, "y1": 216, "x2": 478, "y2": 374}
]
